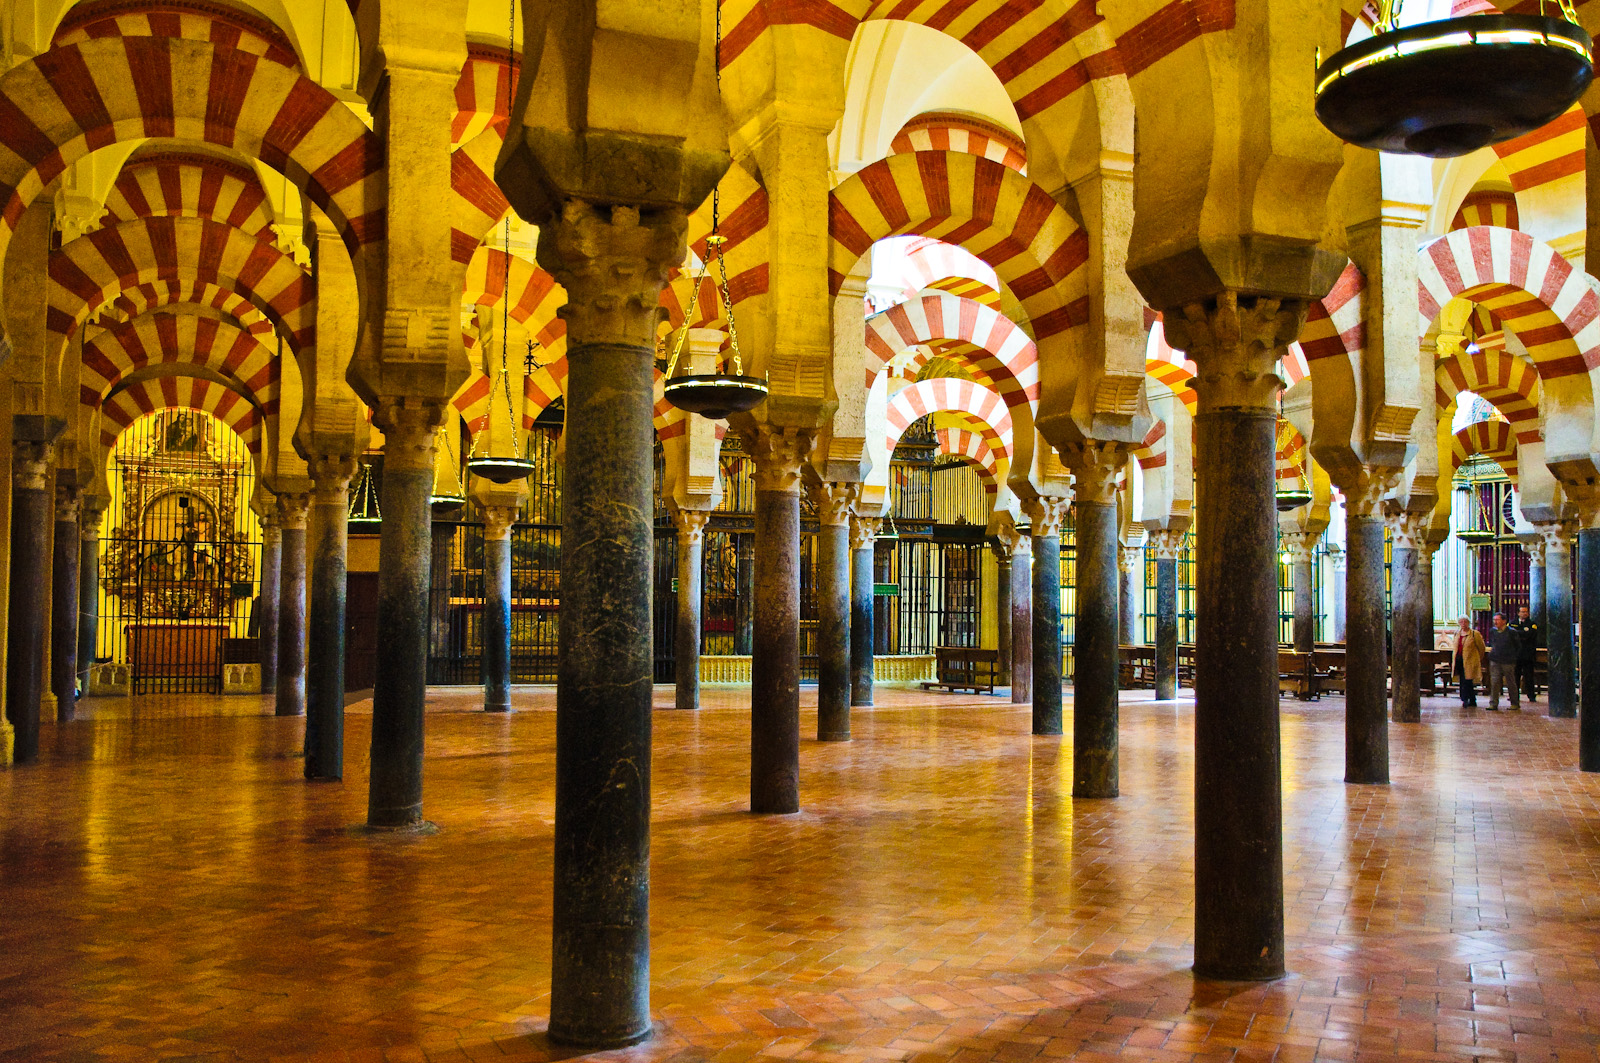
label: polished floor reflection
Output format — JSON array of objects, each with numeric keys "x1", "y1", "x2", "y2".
[{"x1": 3, "y1": 684, "x2": 1598, "y2": 1062}]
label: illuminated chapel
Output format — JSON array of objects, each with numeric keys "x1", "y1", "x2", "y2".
[{"x1": 3, "y1": 0, "x2": 1600, "y2": 1058}]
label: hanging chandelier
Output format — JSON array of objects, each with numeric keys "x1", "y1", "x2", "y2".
[
  {"x1": 1274, "y1": 419, "x2": 1313, "y2": 512},
  {"x1": 430, "y1": 422, "x2": 468, "y2": 513},
  {"x1": 1314, "y1": 0, "x2": 1593, "y2": 157},
  {"x1": 347, "y1": 459, "x2": 381, "y2": 533},
  {"x1": 467, "y1": 220, "x2": 538, "y2": 485}
]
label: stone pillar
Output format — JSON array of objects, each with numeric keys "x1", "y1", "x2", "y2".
[
  {"x1": 1010, "y1": 534, "x2": 1033, "y2": 703},
  {"x1": 993, "y1": 541, "x2": 1013, "y2": 683},
  {"x1": 1343, "y1": 473, "x2": 1398, "y2": 783},
  {"x1": 258, "y1": 514, "x2": 281, "y2": 696},
  {"x1": 76, "y1": 503, "x2": 102, "y2": 698},
  {"x1": 1417, "y1": 540, "x2": 1437, "y2": 652},
  {"x1": 1119, "y1": 543, "x2": 1144, "y2": 645},
  {"x1": 734, "y1": 536, "x2": 754, "y2": 655},
  {"x1": 1061, "y1": 447, "x2": 1123, "y2": 798},
  {"x1": 429, "y1": 516, "x2": 456, "y2": 673},
  {"x1": 1164, "y1": 292, "x2": 1299, "y2": 981},
  {"x1": 746, "y1": 425, "x2": 814, "y2": 813},
  {"x1": 1538, "y1": 520, "x2": 1577, "y2": 718},
  {"x1": 306, "y1": 459, "x2": 353, "y2": 779},
  {"x1": 671, "y1": 506, "x2": 710, "y2": 712},
  {"x1": 1282, "y1": 530, "x2": 1317, "y2": 653},
  {"x1": 810, "y1": 483, "x2": 856, "y2": 740},
  {"x1": 1528, "y1": 537, "x2": 1547, "y2": 645},
  {"x1": 275, "y1": 492, "x2": 310, "y2": 718},
  {"x1": 1578, "y1": 520, "x2": 1600, "y2": 769},
  {"x1": 367, "y1": 401, "x2": 445, "y2": 828},
  {"x1": 1023, "y1": 496, "x2": 1069, "y2": 735},
  {"x1": 481, "y1": 503, "x2": 518, "y2": 714},
  {"x1": 1149, "y1": 529, "x2": 1184, "y2": 700},
  {"x1": 540, "y1": 202, "x2": 683, "y2": 1047},
  {"x1": 1328, "y1": 545, "x2": 1346, "y2": 642},
  {"x1": 6, "y1": 440, "x2": 54, "y2": 762},
  {"x1": 51, "y1": 483, "x2": 80, "y2": 720},
  {"x1": 1385, "y1": 509, "x2": 1426, "y2": 723},
  {"x1": 849, "y1": 515, "x2": 879, "y2": 707}
]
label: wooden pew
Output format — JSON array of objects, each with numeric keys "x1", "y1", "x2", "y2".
[
  {"x1": 921, "y1": 647, "x2": 1000, "y2": 695},
  {"x1": 1278, "y1": 650, "x2": 1317, "y2": 700}
]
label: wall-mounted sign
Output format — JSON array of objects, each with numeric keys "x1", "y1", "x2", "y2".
[{"x1": 873, "y1": 583, "x2": 899, "y2": 597}]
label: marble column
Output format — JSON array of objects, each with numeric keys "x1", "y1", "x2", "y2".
[
  {"x1": 1578, "y1": 520, "x2": 1600, "y2": 769},
  {"x1": 1528, "y1": 538, "x2": 1547, "y2": 644},
  {"x1": 1118, "y1": 543, "x2": 1143, "y2": 646},
  {"x1": 1417, "y1": 539, "x2": 1439, "y2": 653},
  {"x1": 811, "y1": 483, "x2": 856, "y2": 741},
  {"x1": 1061, "y1": 446, "x2": 1124, "y2": 798},
  {"x1": 734, "y1": 536, "x2": 754, "y2": 655},
  {"x1": 306, "y1": 459, "x2": 353, "y2": 779},
  {"x1": 51, "y1": 483, "x2": 80, "y2": 720},
  {"x1": 1164, "y1": 293, "x2": 1297, "y2": 981},
  {"x1": 258, "y1": 514, "x2": 281, "y2": 696},
  {"x1": 1010, "y1": 534, "x2": 1033, "y2": 703},
  {"x1": 671, "y1": 506, "x2": 710, "y2": 712},
  {"x1": 1539, "y1": 521, "x2": 1577, "y2": 718},
  {"x1": 1328, "y1": 545, "x2": 1346, "y2": 642},
  {"x1": 429, "y1": 517, "x2": 456, "y2": 672},
  {"x1": 276, "y1": 492, "x2": 310, "y2": 718},
  {"x1": 481, "y1": 504, "x2": 518, "y2": 714},
  {"x1": 7, "y1": 440, "x2": 54, "y2": 763},
  {"x1": 1385, "y1": 510, "x2": 1426, "y2": 724},
  {"x1": 1149, "y1": 529, "x2": 1184, "y2": 700},
  {"x1": 1343, "y1": 473, "x2": 1397, "y2": 783},
  {"x1": 849, "y1": 515, "x2": 879, "y2": 707},
  {"x1": 747, "y1": 426, "x2": 814, "y2": 813},
  {"x1": 994, "y1": 542, "x2": 1013, "y2": 683},
  {"x1": 76, "y1": 503, "x2": 103, "y2": 698},
  {"x1": 1283, "y1": 530, "x2": 1317, "y2": 653},
  {"x1": 367, "y1": 401, "x2": 444, "y2": 829},
  {"x1": 1023, "y1": 496, "x2": 1069, "y2": 736}
]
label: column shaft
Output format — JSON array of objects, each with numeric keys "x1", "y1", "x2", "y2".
[
  {"x1": 1531, "y1": 560, "x2": 1548, "y2": 639},
  {"x1": 1345, "y1": 511, "x2": 1389, "y2": 782},
  {"x1": 1579, "y1": 529, "x2": 1600, "y2": 768},
  {"x1": 6, "y1": 443, "x2": 52, "y2": 762},
  {"x1": 734, "y1": 540, "x2": 754, "y2": 655},
  {"x1": 1074, "y1": 500, "x2": 1119, "y2": 797},
  {"x1": 1010, "y1": 544, "x2": 1032, "y2": 703},
  {"x1": 258, "y1": 525, "x2": 281, "y2": 695},
  {"x1": 751, "y1": 476, "x2": 802, "y2": 812},
  {"x1": 1119, "y1": 554, "x2": 1141, "y2": 645},
  {"x1": 76, "y1": 516, "x2": 99, "y2": 697},
  {"x1": 1548, "y1": 539, "x2": 1576, "y2": 718},
  {"x1": 1031, "y1": 533, "x2": 1062, "y2": 735},
  {"x1": 996, "y1": 556, "x2": 1012, "y2": 683},
  {"x1": 1292, "y1": 554, "x2": 1315, "y2": 653},
  {"x1": 306, "y1": 477, "x2": 350, "y2": 778},
  {"x1": 817, "y1": 519, "x2": 851, "y2": 740},
  {"x1": 484, "y1": 531, "x2": 512, "y2": 712},
  {"x1": 850, "y1": 528, "x2": 875, "y2": 706},
  {"x1": 1155, "y1": 555, "x2": 1178, "y2": 700},
  {"x1": 277, "y1": 502, "x2": 308, "y2": 718},
  {"x1": 1417, "y1": 555, "x2": 1435, "y2": 652},
  {"x1": 51, "y1": 493, "x2": 79, "y2": 720},
  {"x1": 1388, "y1": 544, "x2": 1419, "y2": 723},
  {"x1": 672, "y1": 517, "x2": 703, "y2": 711}
]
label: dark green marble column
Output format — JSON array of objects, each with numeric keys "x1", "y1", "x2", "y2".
[
  {"x1": 76, "y1": 505, "x2": 102, "y2": 700},
  {"x1": 672, "y1": 507, "x2": 708, "y2": 712},
  {"x1": 257, "y1": 516, "x2": 280, "y2": 696},
  {"x1": 480, "y1": 505, "x2": 519, "y2": 714},
  {"x1": 51, "y1": 484, "x2": 79, "y2": 720},
  {"x1": 1010, "y1": 535, "x2": 1032, "y2": 704},
  {"x1": 306, "y1": 460, "x2": 353, "y2": 780},
  {"x1": 1345, "y1": 486, "x2": 1392, "y2": 784},
  {"x1": 1071, "y1": 480, "x2": 1120, "y2": 798},
  {"x1": 1386, "y1": 513, "x2": 1423, "y2": 725},
  {"x1": 1150, "y1": 529, "x2": 1183, "y2": 700},
  {"x1": 1025, "y1": 497, "x2": 1067, "y2": 736},
  {"x1": 1543, "y1": 524, "x2": 1576, "y2": 719},
  {"x1": 850, "y1": 516, "x2": 879, "y2": 707},
  {"x1": 6, "y1": 437, "x2": 56, "y2": 763},
  {"x1": 276, "y1": 493, "x2": 309, "y2": 718},
  {"x1": 812, "y1": 485, "x2": 854, "y2": 741}
]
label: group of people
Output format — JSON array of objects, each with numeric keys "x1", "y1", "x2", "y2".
[{"x1": 1451, "y1": 607, "x2": 1541, "y2": 711}]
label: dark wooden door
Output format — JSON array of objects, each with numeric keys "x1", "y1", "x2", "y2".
[{"x1": 345, "y1": 572, "x2": 380, "y2": 693}]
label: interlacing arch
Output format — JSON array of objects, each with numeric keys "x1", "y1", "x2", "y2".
[
  {"x1": 0, "y1": 35, "x2": 384, "y2": 340},
  {"x1": 661, "y1": 162, "x2": 769, "y2": 333},
  {"x1": 98, "y1": 377, "x2": 264, "y2": 457},
  {"x1": 100, "y1": 280, "x2": 275, "y2": 340},
  {"x1": 447, "y1": 48, "x2": 520, "y2": 262},
  {"x1": 47, "y1": 216, "x2": 313, "y2": 369},
  {"x1": 80, "y1": 312, "x2": 280, "y2": 414},
  {"x1": 102, "y1": 153, "x2": 276, "y2": 240},
  {"x1": 461, "y1": 246, "x2": 567, "y2": 355},
  {"x1": 864, "y1": 292, "x2": 1038, "y2": 408},
  {"x1": 828, "y1": 152, "x2": 1089, "y2": 347},
  {"x1": 1301, "y1": 262, "x2": 1366, "y2": 371},
  {"x1": 889, "y1": 112, "x2": 1028, "y2": 174},
  {"x1": 51, "y1": 0, "x2": 304, "y2": 69},
  {"x1": 1452, "y1": 418, "x2": 1520, "y2": 485},
  {"x1": 1435, "y1": 344, "x2": 1542, "y2": 444},
  {"x1": 883, "y1": 378, "x2": 1014, "y2": 462},
  {"x1": 1132, "y1": 418, "x2": 1167, "y2": 470},
  {"x1": 935, "y1": 427, "x2": 1002, "y2": 499}
]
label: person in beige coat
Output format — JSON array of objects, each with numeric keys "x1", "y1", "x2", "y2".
[{"x1": 1451, "y1": 616, "x2": 1487, "y2": 708}]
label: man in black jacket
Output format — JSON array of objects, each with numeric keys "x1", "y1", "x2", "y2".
[
  {"x1": 1511, "y1": 604, "x2": 1540, "y2": 702},
  {"x1": 1485, "y1": 612, "x2": 1521, "y2": 711}
]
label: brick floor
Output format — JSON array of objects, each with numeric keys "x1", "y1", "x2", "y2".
[{"x1": 3, "y1": 684, "x2": 1600, "y2": 1062}]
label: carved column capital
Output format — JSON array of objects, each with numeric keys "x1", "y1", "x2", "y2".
[
  {"x1": 849, "y1": 515, "x2": 882, "y2": 551},
  {"x1": 12, "y1": 441, "x2": 52, "y2": 491},
  {"x1": 54, "y1": 482, "x2": 81, "y2": 523},
  {"x1": 1382, "y1": 506, "x2": 1431, "y2": 551},
  {"x1": 1059, "y1": 441, "x2": 1128, "y2": 505},
  {"x1": 1161, "y1": 292, "x2": 1305, "y2": 413},
  {"x1": 482, "y1": 504, "x2": 519, "y2": 542},
  {"x1": 671, "y1": 505, "x2": 712, "y2": 544},
  {"x1": 258, "y1": 507, "x2": 281, "y2": 546},
  {"x1": 807, "y1": 481, "x2": 859, "y2": 527},
  {"x1": 80, "y1": 504, "x2": 105, "y2": 540},
  {"x1": 1021, "y1": 495, "x2": 1070, "y2": 539},
  {"x1": 1118, "y1": 545, "x2": 1145, "y2": 574},
  {"x1": 374, "y1": 399, "x2": 445, "y2": 472},
  {"x1": 1279, "y1": 529, "x2": 1317, "y2": 565},
  {"x1": 1325, "y1": 544, "x2": 1345, "y2": 572},
  {"x1": 1524, "y1": 536, "x2": 1547, "y2": 568},
  {"x1": 1533, "y1": 519, "x2": 1576, "y2": 557},
  {"x1": 276, "y1": 492, "x2": 311, "y2": 532},
  {"x1": 536, "y1": 200, "x2": 686, "y2": 350},
  {"x1": 309, "y1": 455, "x2": 358, "y2": 506},
  {"x1": 1148, "y1": 528, "x2": 1187, "y2": 561},
  {"x1": 744, "y1": 425, "x2": 816, "y2": 495},
  {"x1": 1339, "y1": 467, "x2": 1401, "y2": 519}
]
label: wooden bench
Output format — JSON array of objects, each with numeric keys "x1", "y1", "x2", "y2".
[
  {"x1": 1278, "y1": 650, "x2": 1318, "y2": 700},
  {"x1": 1420, "y1": 649, "x2": 1453, "y2": 694},
  {"x1": 922, "y1": 647, "x2": 1000, "y2": 695},
  {"x1": 1118, "y1": 645, "x2": 1155, "y2": 689}
]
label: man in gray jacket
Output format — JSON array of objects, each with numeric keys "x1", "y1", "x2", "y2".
[{"x1": 1485, "y1": 612, "x2": 1521, "y2": 711}]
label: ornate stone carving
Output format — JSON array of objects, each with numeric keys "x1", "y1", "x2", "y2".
[
  {"x1": 849, "y1": 515, "x2": 882, "y2": 551},
  {"x1": 745, "y1": 426, "x2": 816, "y2": 495},
  {"x1": 808, "y1": 482, "x2": 859, "y2": 527},
  {"x1": 373, "y1": 399, "x2": 444, "y2": 473},
  {"x1": 1021, "y1": 496, "x2": 1070, "y2": 539},
  {"x1": 277, "y1": 492, "x2": 311, "y2": 532},
  {"x1": 12, "y1": 441, "x2": 52, "y2": 492},
  {"x1": 1325, "y1": 544, "x2": 1345, "y2": 572},
  {"x1": 54, "y1": 483, "x2": 81, "y2": 523},
  {"x1": 1279, "y1": 529, "x2": 1317, "y2": 565},
  {"x1": 1059, "y1": 441, "x2": 1127, "y2": 506},
  {"x1": 1525, "y1": 536, "x2": 1547, "y2": 568},
  {"x1": 1148, "y1": 528, "x2": 1187, "y2": 561},
  {"x1": 1382, "y1": 507, "x2": 1431, "y2": 551},
  {"x1": 1119, "y1": 545, "x2": 1145, "y2": 574},
  {"x1": 1161, "y1": 291, "x2": 1305, "y2": 414},
  {"x1": 537, "y1": 200, "x2": 686, "y2": 350},
  {"x1": 80, "y1": 504, "x2": 105, "y2": 540},
  {"x1": 482, "y1": 504, "x2": 520, "y2": 542},
  {"x1": 670, "y1": 505, "x2": 711, "y2": 544},
  {"x1": 309, "y1": 455, "x2": 357, "y2": 507},
  {"x1": 1533, "y1": 520, "x2": 1576, "y2": 557},
  {"x1": 1340, "y1": 467, "x2": 1402, "y2": 518}
]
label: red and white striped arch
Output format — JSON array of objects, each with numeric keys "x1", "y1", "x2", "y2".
[
  {"x1": 663, "y1": 162, "x2": 769, "y2": 331},
  {"x1": 80, "y1": 312, "x2": 279, "y2": 413},
  {"x1": 1450, "y1": 188, "x2": 1520, "y2": 232},
  {"x1": 1435, "y1": 344, "x2": 1542, "y2": 445},
  {"x1": 102, "y1": 152, "x2": 275, "y2": 239},
  {"x1": 452, "y1": 47, "x2": 518, "y2": 148},
  {"x1": 889, "y1": 112, "x2": 1027, "y2": 174},
  {"x1": 98, "y1": 375, "x2": 264, "y2": 457},
  {"x1": 1418, "y1": 226, "x2": 1600, "y2": 381},
  {"x1": 461, "y1": 246, "x2": 567, "y2": 359},
  {"x1": 1451, "y1": 418, "x2": 1519, "y2": 485},
  {"x1": 884, "y1": 377, "x2": 1014, "y2": 460},
  {"x1": 935, "y1": 426, "x2": 1002, "y2": 497},
  {"x1": 99, "y1": 279, "x2": 275, "y2": 339},
  {"x1": 1132, "y1": 418, "x2": 1167, "y2": 470},
  {"x1": 451, "y1": 128, "x2": 511, "y2": 264},
  {"x1": 828, "y1": 153, "x2": 1089, "y2": 344},
  {"x1": 1492, "y1": 106, "x2": 1584, "y2": 199},
  {"x1": 864, "y1": 293, "x2": 1038, "y2": 422},
  {"x1": 51, "y1": 0, "x2": 302, "y2": 68},
  {"x1": 48, "y1": 216, "x2": 312, "y2": 366},
  {"x1": 896, "y1": 238, "x2": 1003, "y2": 309}
]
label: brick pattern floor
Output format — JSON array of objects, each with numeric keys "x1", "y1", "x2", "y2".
[{"x1": 4, "y1": 683, "x2": 1600, "y2": 1062}]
